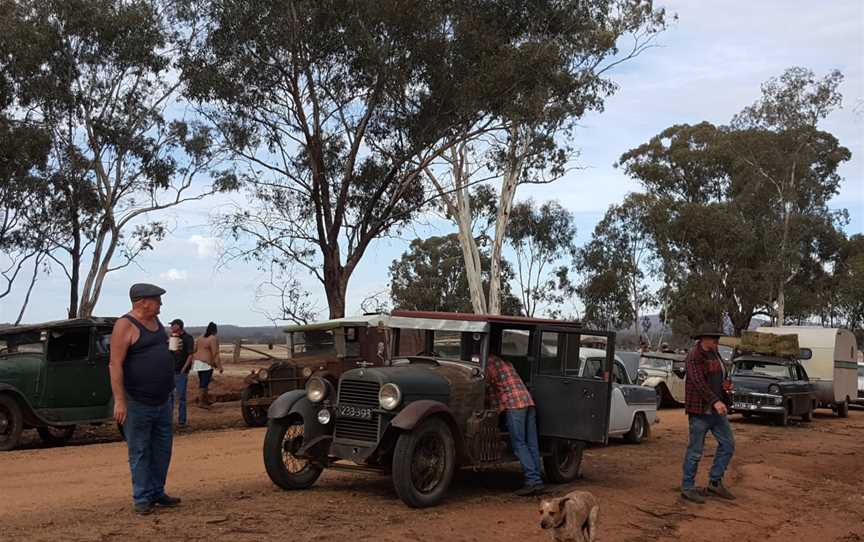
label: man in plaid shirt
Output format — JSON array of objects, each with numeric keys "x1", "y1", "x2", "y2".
[
  {"x1": 681, "y1": 325, "x2": 736, "y2": 504},
  {"x1": 486, "y1": 354, "x2": 544, "y2": 496}
]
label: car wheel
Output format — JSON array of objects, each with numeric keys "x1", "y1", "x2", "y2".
[
  {"x1": 741, "y1": 412, "x2": 753, "y2": 419},
  {"x1": 543, "y1": 439, "x2": 584, "y2": 483},
  {"x1": 776, "y1": 405, "x2": 789, "y2": 427},
  {"x1": 263, "y1": 418, "x2": 322, "y2": 490},
  {"x1": 654, "y1": 385, "x2": 666, "y2": 409},
  {"x1": 0, "y1": 395, "x2": 24, "y2": 452},
  {"x1": 837, "y1": 400, "x2": 849, "y2": 418},
  {"x1": 37, "y1": 425, "x2": 76, "y2": 446},
  {"x1": 392, "y1": 417, "x2": 456, "y2": 508},
  {"x1": 624, "y1": 413, "x2": 649, "y2": 444},
  {"x1": 240, "y1": 386, "x2": 269, "y2": 427}
]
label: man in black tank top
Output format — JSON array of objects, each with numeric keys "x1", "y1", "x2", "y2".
[{"x1": 109, "y1": 283, "x2": 181, "y2": 515}]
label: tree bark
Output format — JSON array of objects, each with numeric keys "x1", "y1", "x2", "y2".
[{"x1": 488, "y1": 125, "x2": 523, "y2": 315}]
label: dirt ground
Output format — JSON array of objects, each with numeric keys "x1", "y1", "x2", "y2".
[{"x1": 2, "y1": 401, "x2": 863, "y2": 542}]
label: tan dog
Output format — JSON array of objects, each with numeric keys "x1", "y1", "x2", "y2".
[{"x1": 539, "y1": 491, "x2": 600, "y2": 542}]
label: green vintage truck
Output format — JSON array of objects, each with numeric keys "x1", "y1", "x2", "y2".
[{"x1": 0, "y1": 318, "x2": 120, "y2": 451}]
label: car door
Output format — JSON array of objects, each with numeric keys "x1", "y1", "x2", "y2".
[
  {"x1": 42, "y1": 326, "x2": 112, "y2": 412},
  {"x1": 531, "y1": 327, "x2": 613, "y2": 444},
  {"x1": 791, "y1": 363, "x2": 812, "y2": 414},
  {"x1": 605, "y1": 360, "x2": 631, "y2": 434}
]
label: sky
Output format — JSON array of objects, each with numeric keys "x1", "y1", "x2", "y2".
[{"x1": 2, "y1": 0, "x2": 862, "y2": 327}]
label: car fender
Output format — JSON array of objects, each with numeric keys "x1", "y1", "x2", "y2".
[
  {"x1": 390, "y1": 400, "x2": 453, "y2": 431},
  {"x1": 642, "y1": 376, "x2": 666, "y2": 390},
  {"x1": 267, "y1": 389, "x2": 309, "y2": 420},
  {"x1": 0, "y1": 384, "x2": 41, "y2": 426}
]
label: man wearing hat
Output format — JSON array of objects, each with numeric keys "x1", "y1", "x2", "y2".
[
  {"x1": 169, "y1": 318, "x2": 195, "y2": 427},
  {"x1": 109, "y1": 283, "x2": 181, "y2": 515},
  {"x1": 680, "y1": 324, "x2": 735, "y2": 504}
]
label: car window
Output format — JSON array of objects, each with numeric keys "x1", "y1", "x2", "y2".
[
  {"x1": 432, "y1": 330, "x2": 462, "y2": 360},
  {"x1": 612, "y1": 361, "x2": 628, "y2": 384},
  {"x1": 501, "y1": 329, "x2": 529, "y2": 356},
  {"x1": 640, "y1": 357, "x2": 671, "y2": 371},
  {"x1": 858, "y1": 366, "x2": 864, "y2": 378},
  {"x1": 796, "y1": 364, "x2": 808, "y2": 381},
  {"x1": 47, "y1": 329, "x2": 91, "y2": 362},
  {"x1": 732, "y1": 361, "x2": 789, "y2": 378},
  {"x1": 798, "y1": 348, "x2": 812, "y2": 360},
  {"x1": 95, "y1": 332, "x2": 111, "y2": 355},
  {"x1": 0, "y1": 332, "x2": 44, "y2": 355},
  {"x1": 292, "y1": 330, "x2": 337, "y2": 359},
  {"x1": 537, "y1": 331, "x2": 582, "y2": 376},
  {"x1": 584, "y1": 357, "x2": 605, "y2": 379}
]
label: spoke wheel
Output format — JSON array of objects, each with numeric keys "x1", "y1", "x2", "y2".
[
  {"x1": 263, "y1": 418, "x2": 322, "y2": 490},
  {"x1": 392, "y1": 417, "x2": 456, "y2": 508},
  {"x1": 241, "y1": 387, "x2": 269, "y2": 427},
  {"x1": 0, "y1": 395, "x2": 23, "y2": 452}
]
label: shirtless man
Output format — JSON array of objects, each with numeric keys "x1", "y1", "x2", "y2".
[{"x1": 109, "y1": 283, "x2": 181, "y2": 515}]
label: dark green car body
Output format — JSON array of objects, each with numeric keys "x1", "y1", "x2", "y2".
[{"x1": 0, "y1": 318, "x2": 117, "y2": 450}]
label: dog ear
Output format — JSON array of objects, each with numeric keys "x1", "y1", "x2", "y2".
[{"x1": 557, "y1": 497, "x2": 571, "y2": 514}]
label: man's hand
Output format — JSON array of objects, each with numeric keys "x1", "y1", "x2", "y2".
[
  {"x1": 713, "y1": 401, "x2": 728, "y2": 416},
  {"x1": 114, "y1": 400, "x2": 127, "y2": 425}
]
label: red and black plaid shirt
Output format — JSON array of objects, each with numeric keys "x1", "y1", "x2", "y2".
[
  {"x1": 684, "y1": 343, "x2": 726, "y2": 415},
  {"x1": 485, "y1": 354, "x2": 534, "y2": 412}
]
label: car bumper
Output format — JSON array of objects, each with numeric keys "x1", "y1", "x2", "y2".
[
  {"x1": 731, "y1": 402, "x2": 785, "y2": 414},
  {"x1": 731, "y1": 392, "x2": 785, "y2": 414}
]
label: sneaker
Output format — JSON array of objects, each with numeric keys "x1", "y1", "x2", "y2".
[
  {"x1": 707, "y1": 480, "x2": 736, "y2": 500},
  {"x1": 152, "y1": 494, "x2": 182, "y2": 507},
  {"x1": 133, "y1": 502, "x2": 155, "y2": 515},
  {"x1": 515, "y1": 483, "x2": 544, "y2": 497},
  {"x1": 680, "y1": 488, "x2": 706, "y2": 504}
]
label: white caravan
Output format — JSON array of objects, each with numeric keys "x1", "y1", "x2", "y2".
[{"x1": 758, "y1": 326, "x2": 857, "y2": 417}]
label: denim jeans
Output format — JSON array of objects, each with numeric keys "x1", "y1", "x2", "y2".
[
  {"x1": 197, "y1": 368, "x2": 213, "y2": 389},
  {"x1": 174, "y1": 373, "x2": 188, "y2": 425},
  {"x1": 505, "y1": 407, "x2": 543, "y2": 486},
  {"x1": 682, "y1": 413, "x2": 735, "y2": 490},
  {"x1": 124, "y1": 397, "x2": 174, "y2": 506}
]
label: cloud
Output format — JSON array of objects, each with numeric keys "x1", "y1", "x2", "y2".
[
  {"x1": 159, "y1": 269, "x2": 189, "y2": 281},
  {"x1": 188, "y1": 235, "x2": 223, "y2": 259}
]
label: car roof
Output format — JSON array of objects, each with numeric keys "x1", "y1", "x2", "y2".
[
  {"x1": 0, "y1": 317, "x2": 117, "y2": 338},
  {"x1": 640, "y1": 351, "x2": 686, "y2": 362},
  {"x1": 391, "y1": 310, "x2": 585, "y2": 328}
]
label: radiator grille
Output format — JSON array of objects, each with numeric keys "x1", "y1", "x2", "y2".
[{"x1": 334, "y1": 379, "x2": 380, "y2": 443}]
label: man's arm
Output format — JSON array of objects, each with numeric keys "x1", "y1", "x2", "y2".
[
  {"x1": 213, "y1": 336, "x2": 223, "y2": 373},
  {"x1": 109, "y1": 318, "x2": 133, "y2": 424},
  {"x1": 181, "y1": 334, "x2": 194, "y2": 373},
  {"x1": 685, "y1": 352, "x2": 724, "y2": 414}
]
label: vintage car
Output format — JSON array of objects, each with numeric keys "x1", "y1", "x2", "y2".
[
  {"x1": 240, "y1": 316, "x2": 388, "y2": 427},
  {"x1": 0, "y1": 318, "x2": 119, "y2": 451},
  {"x1": 579, "y1": 349, "x2": 656, "y2": 443},
  {"x1": 635, "y1": 352, "x2": 686, "y2": 408},
  {"x1": 729, "y1": 355, "x2": 815, "y2": 425},
  {"x1": 262, "y1": 311, "x2": 616, "y2": 508}
]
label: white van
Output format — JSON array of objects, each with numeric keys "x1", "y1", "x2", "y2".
[{"x1": 758, "y1": 326, "x2": 858, "y2": 417}]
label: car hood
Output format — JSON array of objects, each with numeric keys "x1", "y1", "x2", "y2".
[
  {"x1": 639, "y1": 367, "x2": 669, "y2": 378},
  {"x1": 341, "y1": 363, "x2": 451, "y2": 400}
]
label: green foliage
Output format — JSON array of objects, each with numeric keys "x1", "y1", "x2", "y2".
[
  {"x1": 507, "y1": 199, "x2": 577, "y2": 317},
  {"x1": 390, "y1": 234, "x2": 521, "y2": 315}
]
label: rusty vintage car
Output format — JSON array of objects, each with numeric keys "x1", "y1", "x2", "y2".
[
  {"x1": 240, "y1": 316, "x2": 389, "y2": 426},
  {"x1": 262, "y1": 311, "x2": 616, "y2": 508}
]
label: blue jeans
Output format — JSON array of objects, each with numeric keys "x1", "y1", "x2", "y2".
[
  {"x1": 506, "y1": 407, "x2": 543, "y2": 486},
  {"x1": 124, "y1": 397, "x2": 174, "y2": 506},
  {"x1": 174, "y1": 373, "x2": 188, "y2": 425},
  {"x1": 682, "y1": 413, "x2": 735, "y2": 490},
  {"x1": 197, "y1": 368, "x2": 213, "y2": 389}
]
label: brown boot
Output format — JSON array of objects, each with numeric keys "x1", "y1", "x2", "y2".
[{"x1": 201, "y1": 389, "x2": 212, "y2": 409}]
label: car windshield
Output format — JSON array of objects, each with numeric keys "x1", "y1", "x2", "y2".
[
  {"x1": 733, "y1": 361, "x2": 790, "y2": 378},
  {"x1": 291, "y1": 330, "x2": 337, "y2": 359},
  {"x1": 0, "y1": 331, "x2": 44, "y2": 355},
  {"x1": 640, "y1": 357, "x2": 671, "y2": 371}
]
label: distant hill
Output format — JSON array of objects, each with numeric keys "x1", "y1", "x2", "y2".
[{"x1": 185, "y1": 324, "x2": 285, "y2": 344}]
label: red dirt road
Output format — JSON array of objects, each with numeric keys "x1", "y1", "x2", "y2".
[{"x1": 1, "y1": 407, "x2": 863, "y2": 542}]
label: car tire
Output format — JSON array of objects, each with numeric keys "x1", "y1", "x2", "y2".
[
  {"x1": 776, "y1": 405, "x2": 789, "y2": 427},
  {"x1": 240, "y1": 386, "x2": 269, "y2": 427},
  {"x1": 543, "y1": 439, "x2": 584, "y2": 483},
  {"x1": 624, "y1": 413, "x2": 649, "y2": 444},
  {"x1": 654, "y1": 386, "x2": 665, "y2": 409},
  {"x1": 263, "y1": 417, "x2": 323, "y2": 490},
  {"x1": 37, "y1": 425, "x2": 76, "y2": 446},
  {"x1": 392, "y1": 417, "x2": 456, "y2": 508},
  {"x1": 741, "y1": 412, "x2": 753, "y2": 419},
  {"x1": 837, "y1": 400, "x2": 849, "y2": 418},
  {"x1": 0, "y1": 395, "x2": 24, "y2": 452}
]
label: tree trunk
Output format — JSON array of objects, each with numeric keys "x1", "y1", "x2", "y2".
[
  {"x1": 67, "y1": 231, "x2": 81, "y2": 319},
  {"x1": 454, "y1": 179, "x2": 487, "y2": 314},
  {"x1": 488, "y1": 126, "x2": 523, "y2": 315}
]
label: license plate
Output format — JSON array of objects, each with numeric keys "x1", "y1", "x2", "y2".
[
  {"x1": 338, "y1": 405, "x2": 373, "y2": 420},
  {"x1": 733, "y1": 403, "x2": 756, "y2": 410}
]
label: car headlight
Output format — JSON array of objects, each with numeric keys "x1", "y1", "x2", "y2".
[
  {"x1": 257, "y1": 368, "x2": 269, "y2": 381},
  {"x1": 636, "y1": 369, "x2": 647, "y2": 384},
  {"x1": 306, "y1": 377, "x2": 328, "y2": 403},
  {"x1": 378, "y1": 383, "x2": 402, "y2": 410},
  {"x1": 302, "y1": 367, "x2": 313, "y2": 378},
  {"x1": 768, "y1": 384, "x2": 780, "y2": 395}
]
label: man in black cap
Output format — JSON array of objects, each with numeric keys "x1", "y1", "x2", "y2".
[
  {"x1": 109, "y1": 283, "x2": 181, "y2": 515},
  {"x1": 680, "y1": 324, "x2": 735, "y2": 504},
  {"x1": 169, "y1": 318, "x2": 194, "y2": 427}
]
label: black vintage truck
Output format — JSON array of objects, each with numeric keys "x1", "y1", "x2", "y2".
[
  {"x1": 261, "y1": 311, "x2": 616, "y2": 508},
  {"x1": 730, "y1": 354, "x2": 815, "y2": 426}
]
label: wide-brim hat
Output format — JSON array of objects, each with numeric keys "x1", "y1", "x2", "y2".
[{"x1": 690, "y1": 323, "x2": 723, "y2": 340}]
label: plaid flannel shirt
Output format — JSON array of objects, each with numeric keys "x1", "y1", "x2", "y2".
[
  {"x1": 684, "y1": 344, "x2": 726, "y2": 415},
  {"x1": 485, "y1": 354, "x2": 534, "y2": 412}
]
